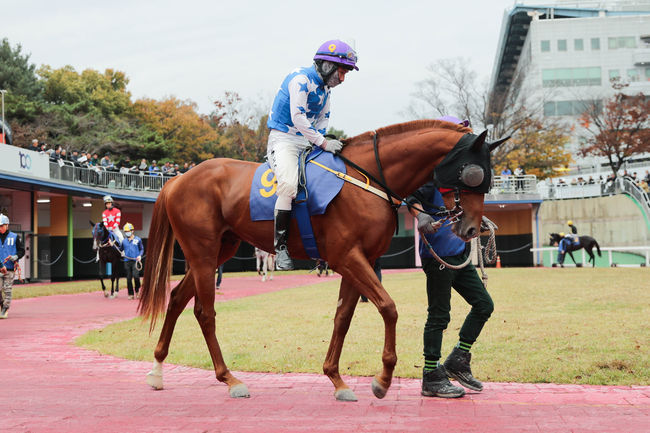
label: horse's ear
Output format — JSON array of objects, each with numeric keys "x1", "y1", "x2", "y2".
[
  {"x1": 471, "y1": 130, "x2": 488, "y2": 152},
  {"x1": 89, "y1": 220, "x2": 95, "y2": 227},
  {"x1": 488, "y1": 135, "x2": 511, "y2": 152}
]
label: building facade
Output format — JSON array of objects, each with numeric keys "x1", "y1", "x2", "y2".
[{"x1": 488, "y1": 1, "x2": 650, "y2": 168}]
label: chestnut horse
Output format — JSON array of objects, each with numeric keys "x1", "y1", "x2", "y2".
[{"x1": 138, "y1": 119, "x2": 504, "y2": 401}]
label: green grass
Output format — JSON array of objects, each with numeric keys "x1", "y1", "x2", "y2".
[{"x1": 76, "y1": 268, "x2": 650, "y2": 385}]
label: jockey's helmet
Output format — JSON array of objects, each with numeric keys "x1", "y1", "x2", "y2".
[
  {"x1": 123, "y1": 222, "x2": 134, "y2": 232},
  {"x1": 0, "y1": 214, "x2": 9, "y2": 225},
  {"x1": 314, "y1": 40, "x2": 359, "y2": 71},
  {"x1": 103, "y1": 195, "x2": 113, "y2": 203},
  {"x1": 567, "y1": 220, "x2": 573, "y2": 226}
]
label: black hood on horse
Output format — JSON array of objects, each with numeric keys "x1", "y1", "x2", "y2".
[{"x1": 434, "y1": 131, "x2": 507, "y2": 193}]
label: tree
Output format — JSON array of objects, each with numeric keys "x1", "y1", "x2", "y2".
[
  {"x1": 0, "y1": 38, "x2": 42, "y2": 100},
  {"x1": 578, "y1": 81, "x2": 650, "y2": 177},
  {"x1": 38, "y1": 65, "x2": 131, "y2": 116},
  {"x1": 0, "y1": 38, "x2": 45, "y2": 124},
  {"x1": 498, "y1": 117, "x2": 572, "y2": 178},
  {"x1": 211, "y1": 91, "x2": 269, "y2": 162},
  {"x1": 406, "y1": 57, "x2": 572, "y2": 177},
  {"x1": 133, "y1": 96, "x2": 221, "y2": 162}
]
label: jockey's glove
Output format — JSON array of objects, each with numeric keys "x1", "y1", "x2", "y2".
[
  {"x1": 322, "y1": 139, "x2": 343, "y2": 153},
  {"x1": 9, "y1": 255, "x2": 18, "y2": 262},
  {"x1": 416, "y1": 212, "x2": 438, "y2": 234}
]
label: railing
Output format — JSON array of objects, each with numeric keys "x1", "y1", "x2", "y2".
[
  {"x1": 48, "y1": 160, "x2": 174, "y2": 192},
  {"x1": 530, "y1": 246, "x2": 650, "y2": 267},
  {"x1": 489, "y1": 175, "x2": 539, "y2": 194}
]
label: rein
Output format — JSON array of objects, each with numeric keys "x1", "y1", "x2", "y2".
[{"x1": 419, "y1": 216, "x2": 498, "y2": 287}]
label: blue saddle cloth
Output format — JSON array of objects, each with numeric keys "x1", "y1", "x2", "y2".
[{"x1": 249, "y1": 148, "x2": 346, "y2": 222}]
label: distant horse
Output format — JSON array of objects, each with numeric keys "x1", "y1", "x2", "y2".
[
  {"x1": 254, "y1": 247, "x2": 274, "y2": 282},
  {"x1": 91, "y1": 222, "x2": 123, "y2": 297},
  {"x1": 138, "y1": 119, "x2": 506, "y2": 401},
  {"x1": 315, "y1": 260, "x2": 331, "y2": 277},
  {"x1": 549, "y1": 232, "x2": 602, "y2": 267}
]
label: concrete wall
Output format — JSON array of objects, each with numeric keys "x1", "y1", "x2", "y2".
[{"x1": 540, "y1": 195, "x2": 650, "y2": 247}]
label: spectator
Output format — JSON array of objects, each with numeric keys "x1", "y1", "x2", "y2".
[
  {"x1": 29, "y1": 139, "x2": 40, "y2": 152},
  {"x1": 148, "y1": 160, "x2": 161, "y2": 176},
  {"x1": 101, "y1": 154, "x2": 114, "y2": 169},
  {"x1": 570, "y1": 178, "x2": 578, "y2": 186},
  {"x1": 644, "y1": 170, "x2": 650, "y2": 184},
  {"x1": 40, "y1": 143, "x2": 48, "y2": 153},
  {"x1": 501, "y1": 166, "x2": 512, "y2": 191},
  {"x1": 60, "y1": 148, "x2": 68, "y2": 161},
  {"x1": 138, "y1": 158, "x2": 148, "y2": 172},
  {"x1": 190, "y1": 162, "x2": 196, "y2": 170},
  {"x1": 0, "y1": 214, "x2": 26, "y2": 319},
  {"x1": 161, "y1": 161, "x2": 172, "y2": 174},
  {"x1": 588, "y1": 176, "x2": 595, "y2": 185},
  {"x1": 180, "y1": 162, "x2": 190, "y2": 173},
  {"x1": 514, "y1": 166, "x2": 524, "y2": 191},
  {"x1": 91, "y1": 153, "x2": 100, "y2": 166}
]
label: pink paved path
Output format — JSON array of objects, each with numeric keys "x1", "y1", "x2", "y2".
[{"x1": 1, "y1": 273, "x2": 648, "y2": 433}]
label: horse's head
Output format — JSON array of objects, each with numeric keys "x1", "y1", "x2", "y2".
[
  {"x1": 549, "y1": 232, "x2": 561, "y2": 246},
  {"x1": 434, "y1": 130, "x2": 509, "y2": 240},
  {"x1": 90, "y1": 221, "x2": 108, "y2": 243}
]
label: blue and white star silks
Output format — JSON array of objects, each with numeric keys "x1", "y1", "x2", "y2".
[{"x1": 267, "y1": 65, "x2": 331, "y2": 146}]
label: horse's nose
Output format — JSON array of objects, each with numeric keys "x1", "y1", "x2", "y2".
[{"x1": 466, "y1": 227, "x2": 477, "y2": 238}]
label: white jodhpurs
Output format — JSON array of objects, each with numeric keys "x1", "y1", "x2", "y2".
[{"x1": 267, "y1": 130, "x2": 312, "y2": 211}]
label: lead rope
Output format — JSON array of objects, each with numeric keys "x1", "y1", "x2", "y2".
[{"x1": 420, "y1": 215, "x2": 498, "y2": 288}]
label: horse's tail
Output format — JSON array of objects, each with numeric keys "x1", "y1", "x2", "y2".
[
  {"x1": 138, "y1": 186, "x2": 175, "y2": 331},
  {"x1": 594, "y1": 240, "x2": 602, "y2": 257}
]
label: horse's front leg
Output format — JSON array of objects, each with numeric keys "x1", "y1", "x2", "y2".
[{"x1": 323, "y1": 278, "x2": 360, "y2": 401}]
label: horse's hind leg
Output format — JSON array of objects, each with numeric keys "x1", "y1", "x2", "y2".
[
  {"x1": 146, "y1": 272, "x2": 196, "y2": 390},
  {"x1": 330, "y1": 253, "x2": 398, "y2": 401}
]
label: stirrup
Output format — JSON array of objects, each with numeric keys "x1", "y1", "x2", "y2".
[{"x1": 275, "y1": 247, "x2": 294, "y2": 271}]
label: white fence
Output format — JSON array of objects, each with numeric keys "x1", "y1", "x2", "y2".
[{"x1": 530, "y1": 246, "x2": 650, "y2": 267}]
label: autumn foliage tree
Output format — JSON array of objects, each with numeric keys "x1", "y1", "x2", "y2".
[
  {"x1": 578, "y1": 82, "x2": 650, "y2": 178},
  {"x1": 133, "y1": 97, "x2": 220, "y2": 162}
]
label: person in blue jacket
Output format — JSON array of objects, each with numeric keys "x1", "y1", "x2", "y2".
[
  {"x1": 407, "y1": 183, "x2": 494, "y2": 399},
  {"x1": 120, "y1": 222, "x2": 144, "y2": 300},
  {"x1": 0, "y1": 214, "x2": 25, "y2": 318}
]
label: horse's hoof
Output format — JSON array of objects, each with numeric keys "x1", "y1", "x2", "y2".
[
  {"x1": 371, "y1": 377, "x2": 388, "y2": 399},
  {"x1": 103, "y1": 291, "x2": 109, "y2": 298},
  {"x1": 229, "y1": 383, "x2": 250, "y2": 398},
  {"x1": 146, "y1": 371, "x2": 163, "y2": 390},
  {"x1": 334, "y1": 388, "x2": 358, "y2": 402}
]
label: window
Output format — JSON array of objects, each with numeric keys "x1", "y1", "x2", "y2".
[
  {"x1": 544, "y1": 101, "x2": 554, "y2": 116},
  {"x1": 556, "y1": 101, "x2": 573, "y2": 115},
  {"x1": 574, "y1": 39, "x2": 584, "y2": 51},
  {"x1": 541, "y1": 40, "x2": 550, "y2": 52},
  {"x1": 609, "y1": 69, "x2": 620, "y2": 79},
  {"x1": 591, "y1": 38, "x2": 600, "y2": 50},
  {"x1": 558, "y1": 39, "x2": 567, "y2": 51},
  {"x1": 627, "y1": 69, "x2": 640, "y2": 82},
  {"x1": 542, "y1": 67, "x2": 602, "y2": 87},
  {"x1": 543, "y1": 100, "x2": 603, "y2": 117},
  {"x1": 608, "y1": 36, "x2": 636, "y2": 49}
]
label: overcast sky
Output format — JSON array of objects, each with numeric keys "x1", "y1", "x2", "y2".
[{"x1": 3, "y1": 0, "x2": 518, "y2": 136}]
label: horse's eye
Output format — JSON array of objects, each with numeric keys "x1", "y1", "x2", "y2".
[{"x1": 460, "y1": 164, "x2": 484, "y2": 188}]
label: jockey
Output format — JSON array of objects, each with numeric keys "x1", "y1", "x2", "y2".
[
  {"x1": 567, "y1": 220, "x2": 579, "y2": 242},
  {"x1": 102, "y1": 195, "x2": 124, "y2": 243},
  {"x1": 266, "y1": 39, "x2": 358, "y2": 270}
]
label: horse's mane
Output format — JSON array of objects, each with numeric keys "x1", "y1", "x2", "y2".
[{"x1": 343, "y1": 119, "x2": 472, "y2": 146}]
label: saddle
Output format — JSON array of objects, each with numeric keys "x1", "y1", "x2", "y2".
[{"x1": 249, "y1": 148, "x2": 346, "y2": 258}]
